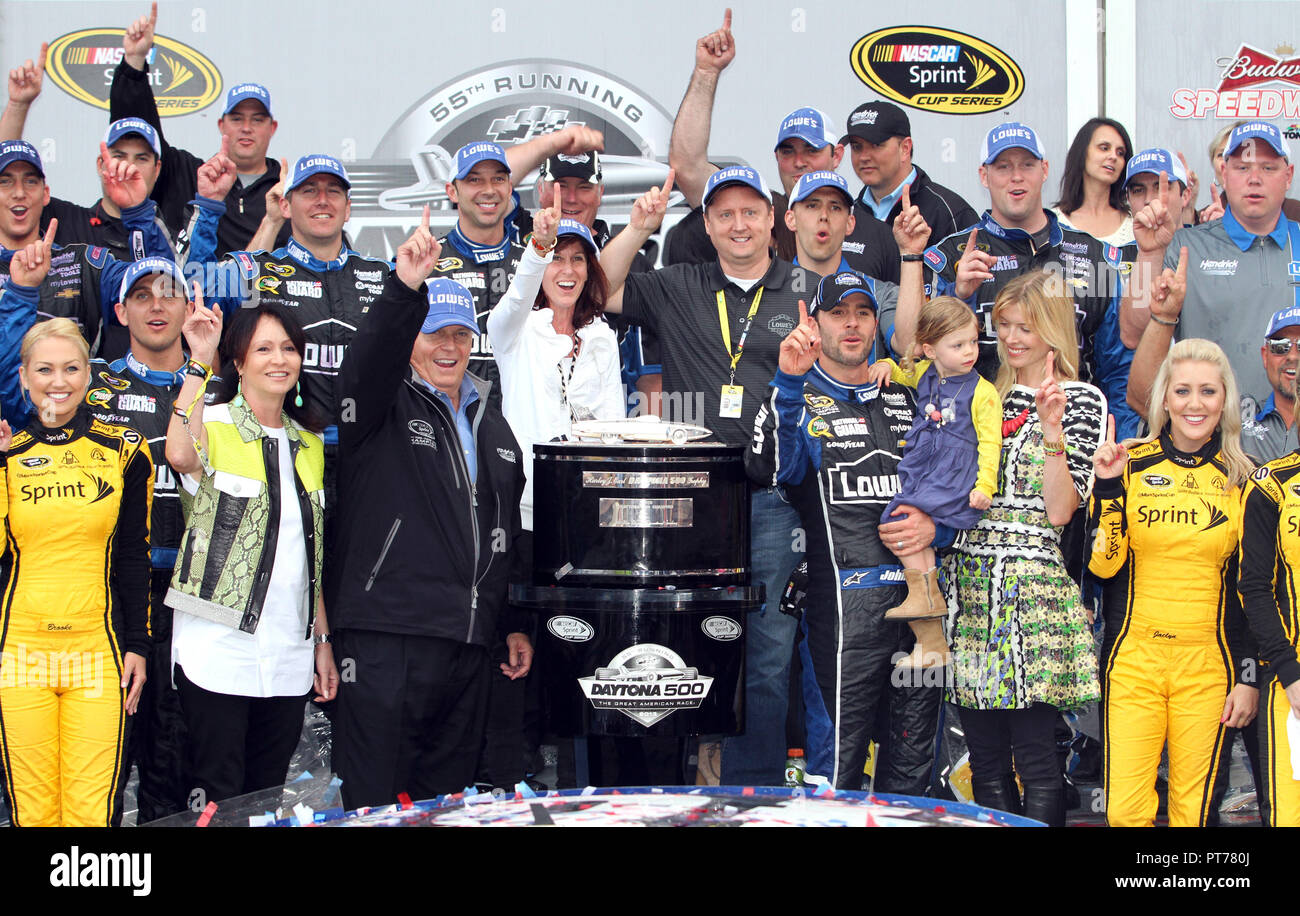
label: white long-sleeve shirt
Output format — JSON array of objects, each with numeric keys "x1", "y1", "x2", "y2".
[{"x1": 487, "y1": 243, "x2": 626, "y2": 530}]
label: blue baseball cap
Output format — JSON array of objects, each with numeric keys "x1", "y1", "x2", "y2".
[
  {"x1": 1224, "y1": 121, "x2": 1292, "y2": 160},
  {"x1": 454, "y1": 142, "x2": 511, "y2": 180},
  {"x1": 790, "y1": 170, "x2": 853, "y2": 206},
  {"x1": 702, "y1": 165, "x2": 772, "y2": 207},
  {"x1": 1267, "y1": 305, "x2": 1300, "y2": 337},
  {"x1": 422, "y1": 278, "x2": 479, "y2": 335},
  {"x1": 556, "y1": 218, "x2": 597, "y2": 253},
  {"x1": 811, "y1": 270, "x2": 877, "y2": 313},
  {"x1": 104, "y1": 118, "x2": 161, "y2": 157},
  {"x1": 0, "y1": 139, "x2": 43, "y2": 177},
  {"x1": 774, "y1": 107, "x2": 837, "y2": 151},
  {"x1": 287, "y1": 154, "x2": 351, "y2": 193},
  {"x1": 981, "y1": 122, "x2": 1047, "y2": 165},
  {"x1": 1125, "y1": 148, "x2": 1188, "y2": 187},
  {"x1": 118, "y1": 256, "x2": 188, "y2": 303},
  {"x1": 223, "y1": 83, "x2": 273, "y2": 117}
]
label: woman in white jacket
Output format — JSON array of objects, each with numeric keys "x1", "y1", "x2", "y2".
[{"x1": 487, "y1": 207, "x2": 626, "y2": 535}]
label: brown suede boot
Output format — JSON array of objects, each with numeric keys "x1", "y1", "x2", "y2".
[
  {"x1": 894, "y1": 618, "x2": 952, "y2": 670},
  {"x1": 884, "y1": 568, "x2": 944, "y2": 620}
]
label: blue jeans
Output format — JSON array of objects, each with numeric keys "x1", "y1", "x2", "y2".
[{"x1": 720, "y1": 486, "x2": 804, "y2": 786}]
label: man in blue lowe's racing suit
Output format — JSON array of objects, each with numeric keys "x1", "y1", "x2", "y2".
[{"x1": 746, "y1": 271, "x2": 949, "y2": 791}]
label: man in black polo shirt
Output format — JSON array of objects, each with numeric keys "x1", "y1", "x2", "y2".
[
  {"x1": 602, "y1": 165, "x2": 933, "y2": 785},
  {"x1": 841, "y1": 101, "x2": 977, "y2": 259},
  {"x1": 664, "y1": 9, "x2": 896, "y2": 281}
]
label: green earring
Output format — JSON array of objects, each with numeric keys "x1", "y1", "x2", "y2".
[
  {"x1": 234, "y1": 376, "x2": 245, "y2": 408},
  {"x1": 294, "y1": 381, "x2": 303, "y2": 408}
]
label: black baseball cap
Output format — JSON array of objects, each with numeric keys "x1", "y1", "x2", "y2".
[
  {"x1": 541, "y1": 151, "x2": 602, "y2": 184},
  {"x1": 840, "y1": 102, "x2": 911, "y2": 146}
]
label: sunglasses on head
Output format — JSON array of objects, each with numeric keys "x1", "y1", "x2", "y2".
[{"x1": 1266, "y1": 337, "x2": 1300, "y2": 355}]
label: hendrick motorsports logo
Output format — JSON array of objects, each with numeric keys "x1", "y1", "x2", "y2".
[
  {"x1": 850, "y1": 26, "x2": 1024, "y2": 115},
  {"x1": 46, "y1": 28, "x2": 221, "y2": 115},
  {"x1": 578, "y1": 644, "x2": 713, "y2": 727},
  {"x1": 346, "y1": 60, "x2": 712, "y2": 254}
]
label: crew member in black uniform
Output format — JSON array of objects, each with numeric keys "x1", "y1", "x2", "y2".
[
  {"x1": 747, "y1": 271, "x2": 949, "y2": 790},
  {"x1": 88, "y1": 257, "x2": 204, "y2": 822},
  {"x1": 426, "y1": 142, "x2": 526, "y2": 411}
]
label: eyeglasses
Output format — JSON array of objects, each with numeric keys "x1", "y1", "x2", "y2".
[{"x1": 1266, "y1": 337, "x2": 1300, "y2": 355}]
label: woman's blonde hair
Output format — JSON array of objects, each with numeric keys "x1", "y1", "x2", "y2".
[
  {"x1": 1137, "y1": 338, "x2": 1254, "y2": 491},
  {"x1": 901, "y1": 296, "x2": 978, "y2": 372},
  {"x1": 990, "y1": 270, "x2": 1080, "y2": 399},
  {"x1": 21, "y1": 317, "x2": 89, "y2": 368}
]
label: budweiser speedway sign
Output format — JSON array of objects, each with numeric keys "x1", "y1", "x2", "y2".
[{"x1": 1171, "y1": 43, "x2": 1300, "y2": 119}]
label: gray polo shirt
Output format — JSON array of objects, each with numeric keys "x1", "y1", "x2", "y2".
[
  {"x1": 1240, "y1": 392, "x2": 1297, "y2": 464},
  {"x1": 1170, "y1": 208, "x2": 1300, "y2": 403}
]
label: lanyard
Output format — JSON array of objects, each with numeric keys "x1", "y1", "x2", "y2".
[{"x1": 717, "y1": 286, "x2": 764, "y2": 384}]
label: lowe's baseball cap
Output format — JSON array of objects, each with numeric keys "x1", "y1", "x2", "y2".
[
  {"x1": 702, "y1": 165, "x2": 772, "y2": 207},
  {"x1": 1125, "y1": 148, "x2": 1188, "y2": 187},
  {"x1": 287, "y1": 154, "x2": 352, "y2": 193},
  {"x1": 0, "y1": 140, "x2": 43, "y2": 177},
  {"x1": 556, "y1": 218, "x2": 597, "y2": 254},
  {"x1": 223, "y1": 83, "x2": 273, "y2": 117},
  {"x1": 422, "y1": 278, "x2": 479, "y2": 335},
  {"x1": 1224, "y1": 121, "x2": 1292, "y2": 160},
  {"x1": 840, "y1": 101, "x2": 911, "y2": 146},
  {"x1": 981, "y1": 122, "x2": 1047, "y2": 165},
  {"x1": 1267, "y1": 305, "x2": 1300, "y2": 337},
  {"x1": 774, "y1": 107, "x2": 837, "y2": 150},
  {"x1": 811, "y1": 270, "x2": 878, "y2": 313},
  {"x1": 791, "y1": 170, "x2": 853, "y2": 206},
  {"x1": 455, "y1": 142, "x2": 511, "y2": 180},
  {"x1": 541, "y1": 151, "x2": 602, "y2": 184},
  {"x1": 118, "y1": 256, "x2": 188, "y2": 303},
  {"x1": 104, "y1": 118, "x2": 161, "y2": 157}
]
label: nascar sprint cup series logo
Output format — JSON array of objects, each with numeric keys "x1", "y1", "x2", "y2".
[
  {"x1": 348, "y1": 61, "x2": 691, "y2": 252},
  {"x1": 45, "y1": 28, "x2": 221, "y2": 115},
  {"x1": 850, "y1": 26, "x2": 1024, "y2": 115},
  {"x1": 578, "y1": 644, "x2": 713, "y2": 727}
]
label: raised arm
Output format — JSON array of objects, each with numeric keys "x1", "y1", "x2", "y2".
[
  {"x1": 1, "y1": 43, "x2": 46, "y2": 142},
  {"x1": 888, "y1": 182, "x2": 930, "y2": 355},
  {"x1": 505, "y1": 125, "x2": 604, "y2": 187},
  {"x1": 1126, "y1": 245, "x2": 1186, "y2": 417},
  {"x1": 668, "y1": 9, "x2": 734, "y2": 208},
  {"x1": 487, "y1": 205, "x2": 557, "y2": 352},
  {"x1": 601, "y1": 170, "x2": 674, "y2": 314}
]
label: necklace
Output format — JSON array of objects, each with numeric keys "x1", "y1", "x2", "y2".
[
  {"x1": 558, "y1": 337, "x2": 582, "y2": 420},
  {"x1": 1002, "y1": 406, "x2": 1030, "y2": 438}
]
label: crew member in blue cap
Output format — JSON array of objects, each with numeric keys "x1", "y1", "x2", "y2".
[
  {"x1": 1242, "y1": 306, "x2": 1300, "y2": 464},
  {"x1": 327, "y1": 210, "x2": 530, "y2": 809},
  {"x1": 1127, "y1": 121, "x2": 1300, "y2": 417},
  {"x1": 109, "y1": 2, "x2": 285, "y2": 255},
  {"x1": 427, "y1": 141, "x2": 526, "y2": 409}
]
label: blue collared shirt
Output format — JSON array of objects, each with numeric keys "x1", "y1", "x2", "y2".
[
  {"x1": 421, "y1": 374, "x2": 480, "y2": 483},
  {"x1": 1222, "y1": 206, "x2": 1289, "y2": 252},
  {"x1": 866, "y1": 167, "x2": 917, "y2": 221}
]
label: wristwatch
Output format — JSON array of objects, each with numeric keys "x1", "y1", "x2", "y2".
[{"x1": 900, "y1": 254, "x2": 924, "y2": 262}]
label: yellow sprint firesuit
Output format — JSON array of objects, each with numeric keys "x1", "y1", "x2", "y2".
[
  {"x1": 1088, "y1": 432, "x2": 1253, "y2": 827},
  {"x1": 0, "y1": 410, "x2": 153, "y2": 826}
]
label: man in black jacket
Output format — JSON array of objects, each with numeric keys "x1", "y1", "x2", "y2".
[
  {"x1": 326, "y1": 209, "x2": 532, "y2": 809},
  {"x1": 110, "y1": 3, "x2": 287, "y2": 256},
  {"x1": 841, "y1": 101, "x2": 977, "y2": 260}
]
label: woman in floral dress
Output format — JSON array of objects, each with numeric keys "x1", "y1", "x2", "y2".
[{"x1": 946, "y1": 271, "x2": 1106, "y2": 827}]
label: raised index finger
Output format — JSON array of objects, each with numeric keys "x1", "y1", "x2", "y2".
[
  {"x1": 962, "y1": 227, "x2": 979, "y2": 258},
  {"x1": 722, "y1": 8, "x2": 732, "y2": 31},
  {"x1": 149, "y1": 1, "x2": 158, "y2": 28},
  {"x1": 1158, "y1": 169, "x2": 1169, "y2": 205},
  {"x1": 661, "y1": 167, "x2": 675, "y2": 198},
  {"x1": 1175, "y1": 245, "x2": 1188, "y2": 281},
  {"x1": 1043, "y1": 348, "x2": 1056, "y2": 383},
  {"x1": 36, "y1": 41, "x2": 48, "y2": 75},
  {"x1": 901, "y1": 181, "x2": 912, "y2": 210},
  {"x1": 1105, "y1": 413, "x2": 1116, "y2": 444},
  {"x1": 798, "y1": 299, "x2": 808, "y2": 325},
  {"x1": 420, "y1": 203, "x2": 431, "y2": 233},
  {"x1": 42, "y1": 217, "x2": 57, "y2": 248}
]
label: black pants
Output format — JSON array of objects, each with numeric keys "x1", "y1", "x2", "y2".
[
  {"x1": 958, "y1": 703, "x2": 1060, "y2": 786},
  {"x1": 129, "y1": 576, "x2": 189, "y2": 823},
  {"x1": 174, "y1": 665, "x2": 307, "y2": 808},
  {"x1": 333, "y1": 630, "x2": 491, "y2": 811}
]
